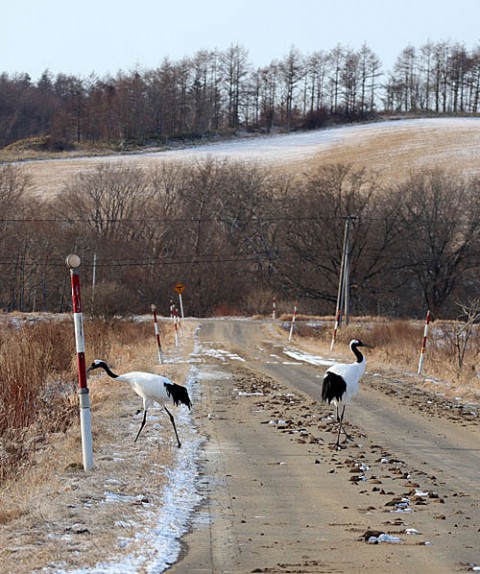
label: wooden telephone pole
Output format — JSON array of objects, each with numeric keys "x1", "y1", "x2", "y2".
[{"x1": 331, "y1": 215, "x2": 358, "y2": 349}]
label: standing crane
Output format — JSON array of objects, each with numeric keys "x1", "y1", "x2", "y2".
[
  {"x1": 87, "y1": 360, "x2": 192, "y2": 448},
  {"x1": 321, "y1": 339, "x2": 370, "y2": 449}
]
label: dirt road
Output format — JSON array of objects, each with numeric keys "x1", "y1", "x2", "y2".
[{"x1": 172, "y1": 319, "x2": 480, "y2": 574}]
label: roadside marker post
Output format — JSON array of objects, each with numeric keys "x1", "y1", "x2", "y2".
[
  {"x1": 175, "y1": 283, "x2": 185, "y2": 322},
  {"x1": 330, "y1": 309, "x2": 342, "y2": 351},
  {"x1": 288, "y1": 305, "x2": 297, "y2": 341},
  {"x1": 173, "y1": 308, "x2": 180, "y2": 346},
  {"x1": 151, "y1": 304, "x2": 164, "y2": 364},
  {"x1": 272, "y1": 296, "x2": 276, "y2": 320},
  {"x1": 66, "y1": 254, "x2": 94, "y2": 472},
  {"x1": 418, "y1": 310, "x2": 431, "y2": 375}
]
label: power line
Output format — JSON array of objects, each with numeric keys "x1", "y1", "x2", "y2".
[
  {"x1": 0, "y1": 249, "x2": 475, "y2": 269},
  {"x1": 0, "y1": 253, "x2": 274, "y2": 268},
  {"x1": 0, "y1": 215, "x2": 331, "y2": 224}
]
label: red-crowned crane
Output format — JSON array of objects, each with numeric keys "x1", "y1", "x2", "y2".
[
  {"x1": 87, "y1": 360, "x2": 192, "y2": 448},
  {"x1": 321, "y1": 339, "x2": 371, "y2": 449}
]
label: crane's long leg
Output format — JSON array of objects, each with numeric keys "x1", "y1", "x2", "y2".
[
  {"x1": 134, "y1": 409, "x2": 148, "y2": 443},
  {"x1": 164, "y1": 406, "x2": 182, "y2": 448},
  {"x1": 335, "y1": 404, "x2": 353, "y2": 449},
  {"x1": 334, "y1": 404, "x2": 352, "y2": 449},
  {"x1": 335, "y1": 404, "x2": 343, "y2": 449}
]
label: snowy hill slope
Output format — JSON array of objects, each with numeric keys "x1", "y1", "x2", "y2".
[{"x1": 22, "y1": 117, "x2": 480, "y2": 195}]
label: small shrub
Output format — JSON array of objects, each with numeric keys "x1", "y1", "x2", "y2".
[{"x1": 242, "y1": 288, "x2": 276, "y2": 316}]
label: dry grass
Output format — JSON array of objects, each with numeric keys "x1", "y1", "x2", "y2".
[
  {"x1": 0, "y1": 316, "x2": 171, "y2": 483},
  {"x1": 0, "y1": 320, "x2": 78, "y2": 481},
  {"x1": 0, "y1": 315, "x2": 191, "y2": 573},
  {"x1": 299, "y1": 120, "x2": 480, "y2": 183}
]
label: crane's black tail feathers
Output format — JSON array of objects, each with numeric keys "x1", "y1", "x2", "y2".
[
  {"x1": 321, "y1": 371, "x2": 347, "y2": 404},
  {"x1": 164, "y1": 382, "x2": 192, "y2": 409}
]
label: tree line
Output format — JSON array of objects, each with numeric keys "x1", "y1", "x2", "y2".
[
  {"x1": 1, "y1": 160, "x2": 479, "y2": 319},
  {"x1": 1, "y1": 39, "x2": 480, "y2": 151}
]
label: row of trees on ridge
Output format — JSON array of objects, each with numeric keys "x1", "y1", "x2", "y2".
[{"x1": 1, "y1": 39, "x2": 480, "y2": 150}]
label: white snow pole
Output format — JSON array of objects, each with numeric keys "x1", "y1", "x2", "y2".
[
  {"x1": 288, "y1": 305, "x2": 297, "y2": 341},
  {"x1": 151, "y1": 304, "x2": 164, "y2": 364},
  {"x1": 91, "y1": 252, "x2": 97, "y2": 309},
  {"x1": 272, "y1": 296, "x2": 276, "y2": 320},
  {"x1": 175, "y1": 283, "x2": 185, "y2": 322},
  {"x1": 66, "y1": 254, "x2": 94, "y2": 472},
  {"x1": 178, "y1": 293, "x2": 185, "y2": 322},
  {"x1": 418, "y1": 310, "x2": 431, "y2": 375}
]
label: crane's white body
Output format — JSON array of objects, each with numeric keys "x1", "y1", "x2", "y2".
[
  {"x1": 325, "y1": 357, "x2": 366, "y2": 403},
  {"x1": 87, "y1": 360, "x2": 192, "y2": 448},
  {"x1": 321, "y1": 339, "x2": 369, "y2": 449},
  {"x1": 116, "y1": 371, "x2": 175, "y2": 410}
]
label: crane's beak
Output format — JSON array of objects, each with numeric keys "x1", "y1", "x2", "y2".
[{"x1": 362, "y1": 342, "x2": 374, "y2": 349}]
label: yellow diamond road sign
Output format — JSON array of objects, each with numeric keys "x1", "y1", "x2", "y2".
[{"x1": 175, "y1": 283, "x2": 185, "y2": 294}]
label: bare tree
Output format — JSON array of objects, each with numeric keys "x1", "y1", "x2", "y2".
[
  {"x1": 53, "y1": 162, "x2": 153, "y2": 240},
  {"x1": 221, "y1": 44, "x2": 250, "y2": 129},
  {"x1": 328, "y1": 44, "x2": 346, "y2": 114},
  {"x1": 357, "y1": 43, "x2": 382, "y2": 114},
  {"x1": 277, "y1": 163, "x2": 403, "y2": 314},
  {"x1": 392, "y1": 45, "x2": 420, "y2": 112},
  {"x1": 396, "y1": 169, "x2": 480, "y2": 316},
  {"x1": 341, "y1": 48, "x2": 360, "y2": 115},
  {"x1": 278, "y1": 46, "x2": 305, "y2": 130},
  {"x1": 451, "y1": 299, "x2": 480, "y2": 371}
]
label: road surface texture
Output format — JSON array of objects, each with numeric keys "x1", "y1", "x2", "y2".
[{"x1": 171, "y1": 319, "x2": 480, "y2": 574}]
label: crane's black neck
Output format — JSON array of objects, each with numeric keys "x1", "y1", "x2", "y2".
[
  {"x1": 96, "y1": 361, "x2": 119, "y2": 378},
  {"x1": 351, "y1": 343, "x2": 364, "y2": 363}
]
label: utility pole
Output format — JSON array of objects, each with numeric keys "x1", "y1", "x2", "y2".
[
  {"x1": 343, "y1": 216, "x2": 353, "y2": 325},
  {"x1": 334, "y1": 215, "x2": 358, "y2": 328}
]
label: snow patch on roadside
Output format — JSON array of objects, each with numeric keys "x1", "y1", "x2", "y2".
[
  {"x1": 190, "y1": 344, "x2": 245, "y2": 362},
  {"x1": 46, "y1": 367, "x2": 202, "y2": 574},
  {"x1": 283, "y1": 349, "x2": 336, "y2": 367}
]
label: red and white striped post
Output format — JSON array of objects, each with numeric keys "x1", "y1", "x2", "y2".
[
  {"x1": 66, "y1": 254, "x2": 93, "y2": 471},
  {"x1": 272, "y1": 296, "x2": 276, "y2": 320},
  {"x1": 418, "y1": 309, "x2": 431, "y2": 375},
  {"x1": 151, "y1": 304, "x2": 164, "y2": 364},
  {"x1": 173, "y1": 308, "x2": 180, "y2": 346},
  {"x1": 330, "y1": 308, "x2": 342, "y2": 351},
  {"x1": 288, "y1": 305, "x2": 297, "y2": 341}
]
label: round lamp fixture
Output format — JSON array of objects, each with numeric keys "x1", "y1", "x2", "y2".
[{"x1": 66, "y1": 253, "x2": 81, "y2": 269}]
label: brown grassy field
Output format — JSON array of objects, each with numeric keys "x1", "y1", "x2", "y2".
[{"x1": 9, "y1": 117, "x2": 480, "y2": 196}]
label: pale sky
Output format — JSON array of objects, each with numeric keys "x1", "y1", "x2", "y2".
[{"x1": 3, "y1": 0, "x2": 480, "y2": 81}]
